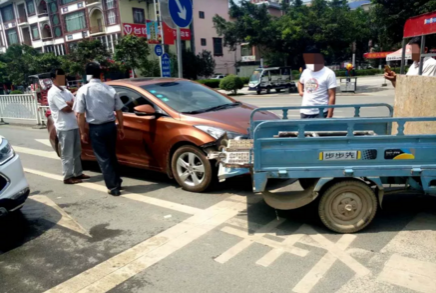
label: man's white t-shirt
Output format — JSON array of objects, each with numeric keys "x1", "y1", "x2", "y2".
[
  {"x1": 406, "y1": 57, "x2": 436, "y2": 76},
  {"x1": 299, "y1": 67, "x2": 337, "y2": 115},
  {"x1": 47, "y1": 85, "x2": 78, "y2": 131}
]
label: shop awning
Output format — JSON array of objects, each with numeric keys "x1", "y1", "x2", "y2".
[
  {"x1": 386, "y1": 45, "x2": 412, "y2": 61},
  {"x1": 363, "y1": 52, "x2": 393, "y2": 59}
]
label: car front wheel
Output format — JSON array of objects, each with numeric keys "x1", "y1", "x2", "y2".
[{"x1": 172, "y1": 145, "x2": 213, "y2": 193}]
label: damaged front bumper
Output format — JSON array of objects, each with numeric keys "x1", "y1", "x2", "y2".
[{"x1": 205, "y1": 136, "x2": 254, "y2": 182}]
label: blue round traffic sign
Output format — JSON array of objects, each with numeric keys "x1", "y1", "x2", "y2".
[
  {"x1": 168, "y1": 0, "x2": 193, "y2": 28},
  {"x1": 155, "y1": 44, "x2": 163, "y2": 57}
]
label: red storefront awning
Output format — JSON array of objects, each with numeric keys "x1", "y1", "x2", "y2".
[
  {"x1": 363, "y1": 52, "x2": 394, "y2": 59},
  {"x1": 404, "y1": 11, "x2": 436, "y2": 38}
]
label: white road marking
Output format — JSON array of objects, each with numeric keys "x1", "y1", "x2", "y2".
[
  {"x1": 29, "y1": 195, "x2": 91, "y2": 237},
  {"x1": 24, "y1": 168, "x2": 202, "y2": 215},
  {"x1": 218, "y1": 225, "x2": 309, "y2": 261},
  {"x1": 292, "y1": 233, "x2": 357, "y2": 293},
  {"x1": 377, "y1": 254, "x2": 436, "y2": 293},
  {"x1": 14, "y1": 146, "x2": 59, "y2": 160},
  {"x1": 215, "y1": 219, "x2": 286, "y2": 264},
  {"x1": 44, "y1": 198, "x2": 245, "y2": 293},
  {"x1": 35, "y1": 139, "x2": 53, "y2": 147},
  {"x1": 256, "y1": 225, "x2": 308, "y2": 267},
  {"x1": 309, "y1": 232, "x2": 369, "y2": 276}
]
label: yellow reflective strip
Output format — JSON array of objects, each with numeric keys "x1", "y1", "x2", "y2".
[
  {"x1": 319, "y1": 152, "x2": 323, "y2": 160},
  {"x1": 358, "y1": 151, "x2": 361, "y2": 159}
]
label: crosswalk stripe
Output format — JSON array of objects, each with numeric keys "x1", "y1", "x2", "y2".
[{"x1": 14, "y1": 146, "x2": 59, "y2": 160}]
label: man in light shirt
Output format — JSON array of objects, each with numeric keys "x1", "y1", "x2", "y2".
[
  {"x1": 385, "y1": 37, "x2": 436, "y2": 86},
  {"x1": 74, "y1": 63, "x2": 125, "y2": 196},
  {"x1": 47, "y1": 68, "x2": 89, "y2": 184},
  {"x1": 298, "y1": 46, "x2": 337, "y2": 118}
]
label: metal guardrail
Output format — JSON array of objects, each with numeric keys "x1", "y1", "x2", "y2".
[{"x1": 0, "y1": 93, "x2": 41, "y2": 124}]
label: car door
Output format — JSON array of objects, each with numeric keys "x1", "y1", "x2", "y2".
[{"x1": 112, "y1": 86, "x2": 164, "y2": 170}]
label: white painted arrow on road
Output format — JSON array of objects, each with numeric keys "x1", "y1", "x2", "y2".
[{"x1": 24, "y1": 195, "x2": 91, "y2": 237}]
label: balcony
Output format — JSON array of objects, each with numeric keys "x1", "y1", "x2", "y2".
[
  {"x1": 17, "y1": 16, "x2": 28, "y2": 25},
  {"x1": 90, "y1": 25, "x2": 105, "y2": 36}
]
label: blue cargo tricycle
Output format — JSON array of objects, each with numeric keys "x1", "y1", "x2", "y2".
[{"x1": 218, "y1": 104, "x2": 436, "y2": 233}]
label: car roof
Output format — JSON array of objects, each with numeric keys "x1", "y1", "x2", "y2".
[{"x1": 106, "y1": 77, "x2": 186, "y2": 87}]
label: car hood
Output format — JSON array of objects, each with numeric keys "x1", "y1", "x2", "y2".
[{"x1": 180, "y1": 103, "x2": 279, "y2": 134}]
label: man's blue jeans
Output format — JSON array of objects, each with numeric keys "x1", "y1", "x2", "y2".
[{"x1": 89, "y1": 122, "x2": 121, "y2": 191}]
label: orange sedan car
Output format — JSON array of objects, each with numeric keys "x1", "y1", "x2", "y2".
[{"x1": 47, "y1": 78, "x2": 278, "y2": 192}]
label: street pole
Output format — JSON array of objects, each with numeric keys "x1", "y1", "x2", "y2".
[
  {"x1": 177, "y1": 27, "x2": 183, "y2": 78},
  {"x1": 157, "y1": 0, "x2": 164, "y2": 77}
]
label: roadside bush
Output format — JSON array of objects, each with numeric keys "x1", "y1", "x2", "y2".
[
  {"x1": 197, "y1": 79, "x2": 220, "y2": 88},
  {"x1": 220, "y1": 75, "x2": 244, "y2": 95},
  {"x1": 240, "y1": 77, "x2": 250, "y2": 85},
  {"x1": 10, "y1": 90, "x2": 23, "y2": 94}
]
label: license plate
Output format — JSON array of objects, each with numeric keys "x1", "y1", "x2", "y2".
[{"x1": 321, "y1": 151, "x2": 359, "y2": 161}]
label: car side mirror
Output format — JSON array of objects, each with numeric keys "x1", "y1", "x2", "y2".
[{"x1": 134, "y1": 104, "x2": 156, "y2": 116}]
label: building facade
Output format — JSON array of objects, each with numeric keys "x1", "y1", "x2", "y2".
[
  {"x1": 192, "y1": 0, "x2": 238, "y2": 75},
  {"x1": 0, "y1": 0, "x2": 124, "y2": 55},
  {"x1": 0, "y1": 0, "x2": 240, "y2": 76}
]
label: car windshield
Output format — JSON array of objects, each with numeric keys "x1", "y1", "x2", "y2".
[
  {"x1": 141, "y1": 81, "x2": 238, "y2": 114},
  {"x1": 249, "y1": 70, "x2": 262, "y2": 83}
]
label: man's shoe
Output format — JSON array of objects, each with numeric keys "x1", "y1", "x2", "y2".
[
  {"x1": 74, "y1": 174, "x2": 91, "y2": 180},
  {"x1": 108, "y1": 189, "x2": 121, "y2": 196},
  {"x1": 64, "y1": 178, "x2": 83, "y2": 185}
]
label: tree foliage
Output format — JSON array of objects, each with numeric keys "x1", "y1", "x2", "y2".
[
  {"x1": 114, "y1": 35, "x2": 150, "y2": 76},
  {"x1": 65, "y1": 39, "x2": 112, "y2": 76},
  {"x1": 220, "y1": 75, "x2": 244, "y2": 94},
  {"x1": 214, "y1": 0, "x2": 371, "y2": 66},
  {"x1": 370, "y1": 0, "x2": 436, "y2": 50},
  {"x1": 167, "y1": 50, "x2": 216, "y2": 79}
]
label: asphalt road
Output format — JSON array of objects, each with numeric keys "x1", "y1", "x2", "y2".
[{"x1": 1, "y1": 86, "x2": 435, "y2": 293}]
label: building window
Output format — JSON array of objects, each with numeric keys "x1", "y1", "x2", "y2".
[
  {"x1": 6, "y1": 29, "x2": 19, "y2": 45},
  {"x1": 106, "y1": 0, "x2": 114, "y2": 9},
  {"x1": 26, "y1": 0, "x2": 36, "y2": 15},
  {"x1": 133, "y1": 8, "x2": 145, "y2": 24},
  {"x1": 65, "y1": 11, "x2": 86, "y2": 32},
  {"x1": 1, "y1": 5, "x2": 15, "y2": 22},
  {"x1": 107, "y1": 10, "x2": 116, "y2": 25},
  {"x1": 31, "y1": 25, "x2": 39, "y2": 40},
  {"x1": 213, "y1": 38, "x2": 223, "y2": 56},
  {"x1": 201, "y1": 38, "x2": 206, "y2": 46},
  {"x1": 199, "y1": 11, "x2": 205, "y2": 19}
]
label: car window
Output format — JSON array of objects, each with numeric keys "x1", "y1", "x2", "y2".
[
  {"x1": 140, "y1": 81, "x2": 234, "y2": 114},
  {"x1": 112, "y1": 86, "x2": 157, "y2": 114}
]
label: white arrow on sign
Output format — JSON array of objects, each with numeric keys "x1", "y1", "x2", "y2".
[{"x1": 175, "y1": 0, "x2": 187, "y2": 20}]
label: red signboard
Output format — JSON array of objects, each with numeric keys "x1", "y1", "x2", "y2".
[
  {"x1": 363, "y1": 52, "x2": 394, "y2": 59},
  {"x1": 162, "y1": 22, "x2": 191, "y2": 45},
  {"x1": 404, "y1": 11, "x2": 436, "y2": 38},
  {"x1": 122, "y1": 23, "x2": 147, "y2": 38},
  {"x1": 122, "y1": 22, "x2": 191, "y2": 45}
]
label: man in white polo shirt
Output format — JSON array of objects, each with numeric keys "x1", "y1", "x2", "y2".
[
  {"x1": 385, "y1": 37, "x2": 436, "y2": 86},
  {"x1": 298, "y1": 46, "x2": 337, "y2": 118},
  {"x1": 47, "y1": 68, "x2": 89, "y2": 184}
]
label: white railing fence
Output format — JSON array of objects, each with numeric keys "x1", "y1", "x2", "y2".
[
  {"x1": 0, "y1": 93, "x2": 42, "y2": 124},
  {"x1": 37, "y1": 105, "x2": 50, "y2": 126}
]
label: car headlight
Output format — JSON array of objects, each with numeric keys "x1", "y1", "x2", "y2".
[
  {"x1": 195, "y1": 126, "x2": 245, "y2": 140},
  {"x1": 0, "y1": 139, "x2": 15, "y2": 165}
]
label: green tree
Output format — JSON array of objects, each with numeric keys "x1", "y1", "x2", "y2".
[
  {"x1": 214, "y1": 0, "x2": 372, "y2": 67},
  {"x1": 370, "y1": 0, "x2": 436, "y2": 50},
  {"x1": 114, "y1": 35, "x2": 150, "y2": 77},
  {"x1": 64, "y1": 40, "x2": 111, "y2": 76},
  {"x1": 197, "y1": 50, "x2": 216, "y2": 78},
  {"x1": 32, "y1": 53, "x2": 63, "y2": 73},
  {"x1": 1, "y1": 44, "x2": 39, "y2": 85}
]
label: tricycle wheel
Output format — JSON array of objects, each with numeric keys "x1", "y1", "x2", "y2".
[{"x1": 318, "y1": 180, "x2": 377, "y2": 233}]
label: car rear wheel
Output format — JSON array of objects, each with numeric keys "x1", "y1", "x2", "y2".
[{"x1": 172, "y1": 145, "x2": 213, "y2": 193}]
